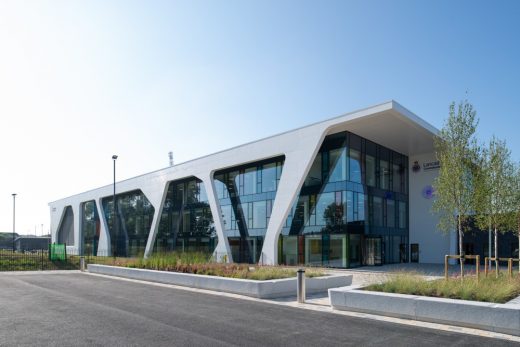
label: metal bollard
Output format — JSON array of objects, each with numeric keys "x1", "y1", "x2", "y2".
[
  {"x1": 297, "y1": 268, "x2": 306, "y2": 303},
  {"x1": 80, "y1": 256, "x2": 85, "y2": 272}
]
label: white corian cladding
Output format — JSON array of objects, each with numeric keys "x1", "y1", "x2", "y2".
[
  {"x1": 408, "y1": 153, "x2": 452, "y2": 263},
  {"x1": 49, "y1": 100, "x2": 439, "y2": 265}
]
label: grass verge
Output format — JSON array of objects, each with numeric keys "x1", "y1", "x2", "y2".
[{"x1": 364, "y1": 272, "x2": 520, "y2": 303}]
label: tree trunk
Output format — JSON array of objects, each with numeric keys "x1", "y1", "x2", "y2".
[
  {"x1": 458, "y1": 215, "x2": 464, "y2": 280},
  {"x1": 516, "y1": 217, "x2": 520, "y2": 275},
  {"x1": 494, "y1": 226, "x2": 499, "y2": 278},
  {"x1": 488, "y1": 223, "x2": 492, "y2": 269}
]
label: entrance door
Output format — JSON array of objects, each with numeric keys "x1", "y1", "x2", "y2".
[
  {"x1": 365, "y1": 237, "x2": 383, "y2": 266},
  {"x1": 329, "y1": 234, "x2": 347, "y2": 268},
  {"x1": 410, "y1": 243, "x2": 419, "y2": 263},
  {"x1": 349, "y1": 234, "x2": 361, "y2": 267}
]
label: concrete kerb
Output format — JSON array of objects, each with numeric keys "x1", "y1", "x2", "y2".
[
  {"x1": 329, "y1": 285, "x2": 520, "y2": 336},
  {"x1": 87, "y1": 264, "x2": 352, "y2": 299}
]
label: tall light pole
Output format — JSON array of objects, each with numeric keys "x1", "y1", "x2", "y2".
[
  {"x1": 12, "y1": 193, "x2": 16, "y2": 252},
  {"x1": 112, "y1": 155, "x2": 118, "y2": 257}
]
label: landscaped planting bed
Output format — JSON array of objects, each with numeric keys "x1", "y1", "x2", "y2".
[
  {"x1": 364, "y1": 272, "x2": 520, "y2": 303},
  {"x1": 87, "y1": 252, "x2": 325, "y2": 280}
]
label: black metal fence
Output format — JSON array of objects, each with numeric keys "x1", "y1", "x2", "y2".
[
  {"x1": 0, "y1": 248, "x2": 126, "y2": 272},
  {"x1": 0, "y1": 249, "x2": 79, "y2": 271}
]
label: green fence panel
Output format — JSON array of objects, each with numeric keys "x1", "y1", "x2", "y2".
[{"x1": 49, "y1": 243, "x2": 67, "y2": 261}]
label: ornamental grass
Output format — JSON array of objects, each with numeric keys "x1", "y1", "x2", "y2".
[
  {"x1": 90, "y1": 252, "x2": 324, "y2": 280},
  {"x1": 364, "y1": 272, "x2": 520, "y2": 304}
]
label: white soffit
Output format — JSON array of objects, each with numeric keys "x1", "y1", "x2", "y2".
[{"x1": 326, "y1": 101, "x2": 438, "y2": 156}]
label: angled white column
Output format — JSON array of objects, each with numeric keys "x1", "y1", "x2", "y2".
[
  {"x1": 60, "y1": 204, "x2": 80, "y2": 255},
  {"x1": 51, "y1": 205, "x2": 67, "y2": 244},
  {"x1": 143, "y1": 183, "x2": 169, "y2": 258},
  {"x1": 73, "y1": 203, "x2": 81, "y2": 255},
  {"x1": 202, "y1": 172, "x2": 232, "y2": 262},
  {"x1": 96, "y1": 197, "x2": 111, "y2": 256},
  {"x1": 261, "y1": 128, "x2": 327, "y2": 265}
]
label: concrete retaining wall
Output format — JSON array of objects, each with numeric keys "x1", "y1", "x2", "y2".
[
  {"x1": 329, "y1": 286, "x2": 520, "y2": 336},
  {"x1": 88, "y1": 264, "x2": 352, "y2": 299}
]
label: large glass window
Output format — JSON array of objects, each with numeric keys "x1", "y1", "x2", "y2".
[
  {"x1": 243, "y1": 168, "x2": 257, "y2": 195},
  {"x1": 357, "y1": 193, "x2": 366, "y2": 223},
  {"x1": 316, "y1": 192, "x2": 335, "y2": 226},
  {"x1": 103, "y1": 190, "x2": 155, "y2": 257},
  {"x1": 329, "y1": 148, "x2": 347, "y2": 182},
  {"x1": 386, "y1": 199, "x2": 395, "y2": 228},
  {"x1": 262, "y1": 163, "x2": 277, "y2": 192},
  {"x1": 252, "y1": 201, "x2": 267, "y2": 229},
  {"x1": 393, "y1": 164, "x2": 402, "y2": 193},
  {"x1": 281, "y1": 130, "x2": 408, "y2": 269},
  {"x1": 344, "y1": 191, "x2": 353, "y2": 223},
  {"x1": 373, "y1": 197, "x2": 384, "y2": 227},
  {"x1": 380, "y1": 160, "x2": 390, "y2": 190},
  {"x1": 349, "y1": 149, "x2": 362, "y2": 183},
  {"x1": 399, "y1": 201, "x2": 407, "y2": 229},
  {"x1": 81, "y1": 201, "x2": 100, "y2": 256},
  {"x1": 154, "y1": 178, "x2": 215, "y2": 255},
  {"x1": 215, "y1": 156, "x2": 284, "y2": 263},
  {"x1": 366, "y1": 154, "x2": 376, "y2": 187}
]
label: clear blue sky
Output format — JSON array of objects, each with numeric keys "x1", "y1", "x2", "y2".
[{"x1": 0, "y1": 0, "x2": 519, "y2": 235}]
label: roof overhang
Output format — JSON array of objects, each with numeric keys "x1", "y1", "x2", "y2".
[{"x1": 325, "y1": 101, "x2": 438, "y2": 157}]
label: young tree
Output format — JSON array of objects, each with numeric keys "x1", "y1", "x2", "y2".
[
  {"x1": 474, "y1": 136, "x2": 517, "y2": 276},
  {"x1": 432, "y1": 101, "x2": 479, "y2": 278},
  {"x1": 512, "y1": 163, "x2": 520, "y2": 271}
]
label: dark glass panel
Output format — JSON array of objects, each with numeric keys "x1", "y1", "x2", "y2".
[
  {"x1": 153, "y1": 178, "x2": 215, "y2": 255},
  {"x1": 365, "y1": 154, "x2": 376, "y2": 187},
  {"x1": 329, "y1": 147, "x2": 347, "y2": 182},
  {"x1": 102, "y1": 190, "x2": 155, "y2": 257},
  {"x1": 262, "y1": 162, "x2": 277, "y2": 192},
  {"x1": 372, "y1": 196, "x2": 383, "y2": 227},
  {"x1": 82, "y1": 200, "x2": 100, "y2": 256},
  {"x1": 349, "y1": 148, "x2": 362, "y2": 183},
  {"x1": 387, "y1": 199, "x2": 395, "y2": 228}
]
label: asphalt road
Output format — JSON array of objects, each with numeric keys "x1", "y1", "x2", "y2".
[{"x1": 0, "y1": 272, "x2": 516, "y2": 347}]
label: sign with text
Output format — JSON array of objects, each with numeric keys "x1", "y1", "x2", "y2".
[{"x1": 422, "y1": 161, "x2": 440, "y2": 171}]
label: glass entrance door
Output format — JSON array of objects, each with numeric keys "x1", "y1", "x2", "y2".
[
  {"x1": 329, "y1": 234, "x2": 348, "y2": 268},
  {"x1": 365, "y1": 237, "x2": 383, "y2": 266},
  {"x1": 349, "y1": 234, "x2": 361, "y2": 267},
  {"x1": 410, "y1": 243, "x2": 419, "y2": 263}
]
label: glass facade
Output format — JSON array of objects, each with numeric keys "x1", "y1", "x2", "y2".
[
  {"x1": 280, "y1": 131, "x2": 408, "y2": 268},
  {"x1": 81, "y1": 200, "x2": 100, "y2": 256},
  {"x1": 153, "y1": 177, "x2": 216, "y2": 254},
  {"x1": 214, "y1": 156, "x2": 284, "y2": 263},
  {"x1": 102, "y1": 190, "x2": 155, "y2": 257}
]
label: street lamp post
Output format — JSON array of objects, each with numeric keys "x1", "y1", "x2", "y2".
[
  {"x1": 112, "y1": 155, "x2": 118, "y2": 257},
  {"x1": 12, "y1": 193, "x2": 16, "y2": 252}
]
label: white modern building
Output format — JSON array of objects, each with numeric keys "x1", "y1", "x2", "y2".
[{"x1": 49, "y1": 101, "x2": 456, "y2": 267}]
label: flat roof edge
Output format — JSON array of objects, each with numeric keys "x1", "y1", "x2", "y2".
[{"x1": 49, "y1": 100, "x2": 435, "y2": 204}]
